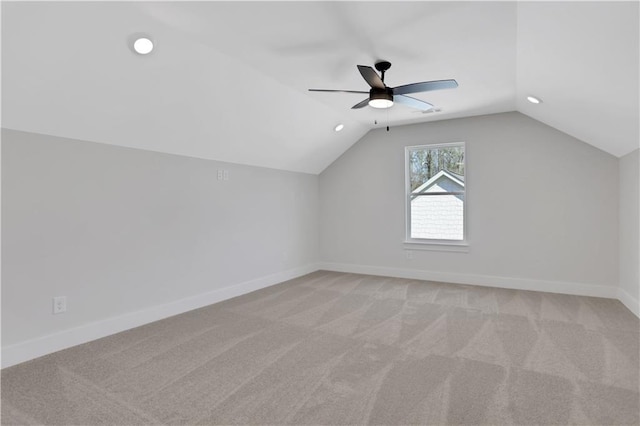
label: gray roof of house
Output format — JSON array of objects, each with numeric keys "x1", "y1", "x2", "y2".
[{"x1": 412, "y1": 169, "x2": 465, "y2": 194}]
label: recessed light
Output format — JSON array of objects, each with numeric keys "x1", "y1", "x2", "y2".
[
  {"x1": 334, "y1": 123, "x2": 344, "y2": 132},
  {"x1": 134, "y1": 37, "x2": 154, "y2": 55},
  {"x1": 527, "y1": 95, "x2": 541, "y2": 104}
]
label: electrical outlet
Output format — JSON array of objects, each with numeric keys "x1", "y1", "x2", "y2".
[
  {"x1": 217, "y1": 169, "x2": 229, "y2": 181},
  {"x1": 53, "y1": 296, "x2": 67, "y2": 314},
  {"x1": 406, "y1": 250, "x2": 413, "y2": 260}
]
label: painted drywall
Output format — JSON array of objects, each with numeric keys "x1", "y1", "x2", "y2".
[
  {"x1": 2, "y1": 129, "x2": 319, "y2": 351},
  {"x1": 619, "y1": 149, "x2": 640, "y2": 313},
  {"x1": 319, "y1": 112, "x2": 619, "y2": 293}
]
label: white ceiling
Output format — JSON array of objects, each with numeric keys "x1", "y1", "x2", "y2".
[{"x1": 2, "y1": 1, "x2": 638, "y2": 174}]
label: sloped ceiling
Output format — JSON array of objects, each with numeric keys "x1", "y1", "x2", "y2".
[{"x1": 2, "y1": 1, "x2": 638, "y2": 174}]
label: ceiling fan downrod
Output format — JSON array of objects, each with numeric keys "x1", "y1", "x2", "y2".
[{"x1": 375, "y1": 61, "x2": 392, "y2": 83}]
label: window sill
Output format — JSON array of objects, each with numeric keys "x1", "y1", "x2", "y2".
[{"x1": 403, "y1": 240, "x2": 469, "y2": 253}]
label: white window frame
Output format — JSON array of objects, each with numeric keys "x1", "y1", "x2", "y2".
[{"x1": 404, "y1": 142, "x2": 468, "y2": 250}]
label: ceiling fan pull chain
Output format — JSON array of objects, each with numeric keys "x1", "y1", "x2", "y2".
[{"x1": 387, "y1": 108, "x2": 390, "y2": 132}]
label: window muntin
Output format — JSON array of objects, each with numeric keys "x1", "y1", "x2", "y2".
[{"x1": 406, "y1": 143, "x2": 466, "y2": 242}]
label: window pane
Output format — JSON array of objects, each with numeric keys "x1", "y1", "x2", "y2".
[
  {"x1": 409, "y1": 146, "x2": 464, "y2": 191},
  {"x1": 411, "y1": 193, "x2": 464, "y2": 240},
  {"x1": 407, "y1": 143, "x2": 465, "y2": 241}
]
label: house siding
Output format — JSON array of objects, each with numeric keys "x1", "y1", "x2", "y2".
[{"x1": 411, "y1": 175, "x2": 464, "y2": 240}]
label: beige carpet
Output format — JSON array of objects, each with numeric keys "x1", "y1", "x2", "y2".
[{"x1": 2, "y1": 271, "x2": 639, "y2": 425}]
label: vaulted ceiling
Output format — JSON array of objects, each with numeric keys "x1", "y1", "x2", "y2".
[{"x1": 2, "y1": 2, "x2": 638, "y2": 174}]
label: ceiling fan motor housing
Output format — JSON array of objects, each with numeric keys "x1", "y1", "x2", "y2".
[{"x1": 369, "y1": 87, "x2": 394, "y2": 108}]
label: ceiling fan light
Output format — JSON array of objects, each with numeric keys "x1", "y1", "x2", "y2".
[
  {"x1": 368, "y1": 91, "x2": 394, "y2": 109},
  {"x1": 369, "y1": 98, "x2": 394, "y2": 109}
]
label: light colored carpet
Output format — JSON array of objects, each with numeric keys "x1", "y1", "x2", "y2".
[{"x1": 2, "y1": 271, "x2": 639, "y2": 425}]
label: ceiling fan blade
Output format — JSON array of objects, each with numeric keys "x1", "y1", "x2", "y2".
[
  {"x1": 357, "y1": 65, "x2": 385, "y2": 89},
  {"x1": 351, "y1": 98, "x2": 370, "y2": 109},
  {"x1": 308, "y1": 89, "x2": 369, "y2": 94},
  {"x1": 393, "y1": 79, "x2": 458, "y2": 96},
  {"x1": 394, "y1": 95, "x2": 434, "y2": 111}
]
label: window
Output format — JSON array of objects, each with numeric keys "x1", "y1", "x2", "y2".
[{"x1": 405, "y1": 143, "x2": 466, "y2": 243}]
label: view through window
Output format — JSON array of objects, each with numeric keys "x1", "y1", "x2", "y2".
[{"x1": 406, "y1": 143, "x2": 466, "y2": 241}]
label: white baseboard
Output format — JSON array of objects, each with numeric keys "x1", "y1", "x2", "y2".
[
  {"x1": 4, "y1": 262, "x2": 635, "y2": 369},
  {"x1": 617, "y1": 287, "x2": 640, "y2": 318},
  {"x1": 319, "y1": 262, "x2": 619, "y2": 300},
  {"x1": 1, "y1": 263, "x2": 320, "y2": 369}
]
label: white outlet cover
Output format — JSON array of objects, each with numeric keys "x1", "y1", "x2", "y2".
[{"x1": 53, "y1": 296, "x2": 67, "y2": 314}]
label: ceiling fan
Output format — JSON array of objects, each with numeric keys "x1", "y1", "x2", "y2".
[{"x1": 309, "y1": 61, "x2": 458, "y2": 111}]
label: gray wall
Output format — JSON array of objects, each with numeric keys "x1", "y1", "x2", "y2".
[
  {"x1": 619, "y1": 149, "x2": 639, "y2": 304},
  {"x1": 1, "y1": 129, "x2": 319, "y2": 346},
  {"x1": 319, "y1": 112, "x2": 619, "y2": 289}
]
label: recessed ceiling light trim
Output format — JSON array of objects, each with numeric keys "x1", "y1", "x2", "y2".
[
  {"x1": 133, "y1": 37, "x2": 154, "y2": 55},
  {"x1": 334, "y1": 123, "x2": 344, "y2": 132},
  {"x1": 527, "y1": 95, "x2": 542, "y2": 104}
]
